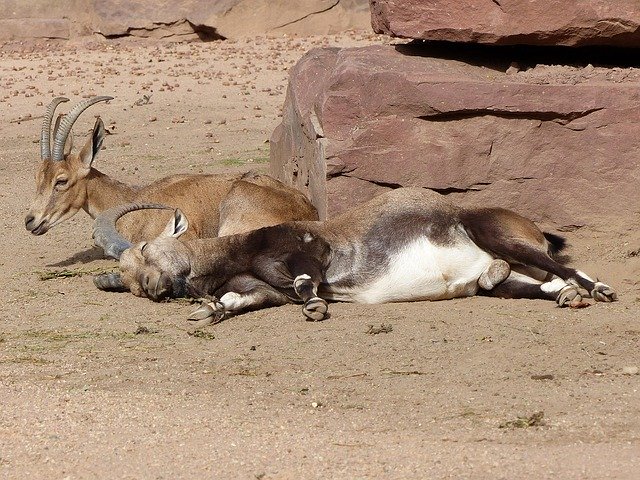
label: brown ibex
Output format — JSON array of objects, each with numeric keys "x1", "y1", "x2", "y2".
[
  {"x1": 25, "y1": 96, "x2": 318, "y2": 258},
  {"x1": 92, "y1": 188, "x2": 617, "y2": 323}
]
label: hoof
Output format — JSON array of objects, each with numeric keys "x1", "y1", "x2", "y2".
[
  {"x1": 556, "y1": 285, "x2": 582, "y2": 307},
  {"x1": 303, "y1": 296, "x2": 328, "y2": 321},
  {"x1": 591, "y1": 282, "x2": 617, "y2": 302},
  {"x1": 188, "y1": 303, "x2": 215, "y2": 321},
  {"x1": 478, "y1": 259, "x2": 511, "y2": 290},
  {"x1": 189, "y1": 317, "x2": 216, "y2": 329},
  {"x1": 188, "y1": 300, "x2": 225, "y2": 322}
]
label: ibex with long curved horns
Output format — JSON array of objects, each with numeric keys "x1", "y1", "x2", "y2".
[
  {"x1": 25, "y1": 97, "x2": 318, "y2": 258},
  {"x1": 93, "y1": 188, "x2": 617, "y2": 323}
]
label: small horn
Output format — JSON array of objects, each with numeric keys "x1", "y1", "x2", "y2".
[
  {"x1": 52, "y1": 96, "x2": 113, "y2": 161},
  {"x1": 93, "y1": 272, "x2": 127, "y2": 292},
  {"x1": 93, "y1": 202, "x2": 173, "y2": 259},
  {"x1": 41, "y1": 97, "x2": 69, "y2": 160}
]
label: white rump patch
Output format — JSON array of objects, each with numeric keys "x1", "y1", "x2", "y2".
[{"x1": 330, "y1": 236, "x2": 494, "y2": 303}]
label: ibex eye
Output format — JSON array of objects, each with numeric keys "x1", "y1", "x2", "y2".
[{"x1": 54, "y1": 179, "x2": 68, "y2": 188}]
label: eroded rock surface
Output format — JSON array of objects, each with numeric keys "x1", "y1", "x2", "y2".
[
  {"x1": 370, "y1": 0, "x2": 640, "y2": 47},
  {"x1": 0, "y1": 0, "x2": 371, "y2": 41},
  {"x1": 270, "y1": 44, "x2": 640, "y2": 228}
]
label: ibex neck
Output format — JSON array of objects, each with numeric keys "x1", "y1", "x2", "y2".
[
  {"x1": 84, "y1": 169, "x2": 137, "y2": 218},
  {"x1": 186, "y1": 232, "x2": 258, "y2": 295}
]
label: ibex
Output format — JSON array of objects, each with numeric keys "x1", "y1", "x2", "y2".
[
  {"x1": 25, "y1": 96, "x2": 318, "y2": 258},
  {"x1": 92, "y1": 188, "x2": 617, "y2": 323}
]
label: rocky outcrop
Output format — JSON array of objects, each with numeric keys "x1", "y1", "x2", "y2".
[
  {"x1": 90, "y1": 0, "x2": 231, "y2": 40},
  {"x1": 0, "y1": 0, "x2": 92, "y2": 40},
  {"x1": 0, "y1": 0, "x2": 371, "y2": 41},
  {"x1": 270, "y1": 44, "x2": 640, "y2": 229},
  {"x1": 370, "y1": 0, "x2": 640, "y2": 47},
  {"x1": 213, "y1": 0, "x2": 371, "y2": 39}
]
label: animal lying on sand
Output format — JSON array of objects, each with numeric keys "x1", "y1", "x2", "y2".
[
  {"x1": 26, "y1": 96, "x2": 318, "y2": 259},
  {"x1": 92, "y1": 187, "x2": 617, "y2": 324}
]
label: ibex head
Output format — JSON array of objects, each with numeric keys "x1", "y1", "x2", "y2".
[
  {"x1": 25, "y1": 96, "x2": 113, "y2": 235},
  {"x1": 93, "y1": 204, "x2": 192, "y2": 300}
]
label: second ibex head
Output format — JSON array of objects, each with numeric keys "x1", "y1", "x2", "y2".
[{"x1": 25, "y1": 96, "x2": 113, "y2": 235}]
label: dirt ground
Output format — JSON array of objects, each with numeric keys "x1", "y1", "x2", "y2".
[{"x1": 1, "y1": 33, "x2": 639, "y2": 479}]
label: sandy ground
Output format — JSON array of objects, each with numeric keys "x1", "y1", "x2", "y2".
[{"x1": 1, "y1": 33, "x2": 639, "y2": 479}]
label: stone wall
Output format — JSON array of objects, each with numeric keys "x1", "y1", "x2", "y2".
[
  {"x1": 370, "y1": 0, "x2": 640, "y2": 47},
  {"x1": 271, "y1": 0, "x2": 640, "y2": 229}
]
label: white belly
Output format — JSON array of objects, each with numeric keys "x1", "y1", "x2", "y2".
[{"x1": 324, "y1": 237, "x2": 494, "y2": 304}]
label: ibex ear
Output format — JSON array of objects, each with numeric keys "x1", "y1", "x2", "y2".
[
  {"x1": 78, "y1": 117, "x2": 105, "y2": 172},
  {"x1": 161, "y1": 209, "x2": 189, "y2": 238}
]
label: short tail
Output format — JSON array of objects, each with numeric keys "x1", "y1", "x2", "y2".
[{"x1": 543, "y1": 232, "x2": 567, "y2": 256}]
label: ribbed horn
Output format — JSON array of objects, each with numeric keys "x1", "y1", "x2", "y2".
[
  {"x1": 52, "y1": 96, "x2": 113, "y2": 161},
  {"x1": 93, "y1": 272, "x2": 127, "y2": 292},
  {"x1": 41, "y1": 97, "x2": 69, "y2": 160},
  {"x1": 93, "y1": 203, "x2": 173, "y2": 260}
]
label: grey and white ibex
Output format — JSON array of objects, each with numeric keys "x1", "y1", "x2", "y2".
[
  {"x1": 93, "y1": 188, "x2": 617, "y2": 323},
  {"x1": 25, "y1": 96, "x2": 318, "y2": 258}
]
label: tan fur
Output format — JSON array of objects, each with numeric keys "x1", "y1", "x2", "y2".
[
  {"x1": 218, "y1": 175, "x2": 319, "y2": 236},
  {"x1": 27, "y1": 128, "x2": 318, "y2": 243}
]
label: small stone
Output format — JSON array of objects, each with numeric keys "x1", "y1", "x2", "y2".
[
  {"x1": 506, "y1": 62, "x2": 520, "y2": 75},
  {"x1": 531, "y1": 374, "x2": 554, "y2": 381},
  {"x1": 622, "y1": 366, "x2": 638, "y2": 375}
]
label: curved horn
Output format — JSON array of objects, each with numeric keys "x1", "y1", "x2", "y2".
[
  {"x1": 41, "y1": 97, "x2": 69, "y2": 160},
  {"x1": 52, "y1": 96, "x2": 113, "y2": 161},
  {"x1": 93, "y1": 272, "x2": 127, "y2": 292},
  {"x1": 93, "y1": 203, "x2": 173, "y2": 259}
]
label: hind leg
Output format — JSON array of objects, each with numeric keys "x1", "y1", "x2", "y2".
[
  {"x1": 570, "y1": 270, "x2": 617, "y2": 302},
  {"x1": 486, "y1": 272, "x2": 582, "y2": 307},
  {"x1": 503, "y1": 251, "x2": 616, "y2": 302},
  {"x1": 462, "y1": 210, "x2": 617, "y2": 303}
]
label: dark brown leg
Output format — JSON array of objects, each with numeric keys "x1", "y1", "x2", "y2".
[
  {"x1": 482, "y1": 273, "x2": 581, "y2": 306},
  {"x1": 292, "y1": 274, "x2": 328, "y2": 321},
  {"x1": 461, "y1": 210, "x2": 616, "y2": 302},
  {"x1": 188, "y1": 274, "x2": 290, "y2": 325}
]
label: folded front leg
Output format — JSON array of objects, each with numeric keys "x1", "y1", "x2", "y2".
[
  {"x1": 188, "y1": 274, "x2": 289, "y2": 325},
  {"x1": 293, "y1": 274, "x2": 328, "y2": 321}
]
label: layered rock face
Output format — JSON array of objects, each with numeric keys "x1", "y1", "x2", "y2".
[
  {"x1": 270, "y1": 44, "x2": 640, "y2": 228},
  {"x1": 370, "y1": 0, "x2": 640, "y2": 47},
  {"x1": 0, "y1": 0, "x2": 371, "y2": 41}
]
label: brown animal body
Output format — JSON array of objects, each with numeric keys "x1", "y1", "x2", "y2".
[
  {"x1": 24, "y1": 97, "x2": 318, "y2": 258},
  {"x1": 93, "y1": 188, "x2": 617, "y2": 323}
]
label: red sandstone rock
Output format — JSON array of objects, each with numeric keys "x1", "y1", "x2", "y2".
[
  {"x1": 370, "y1": 0, "x2": 640, "y2": 47},
  {"x1": 270, "y1": 44, "x2": 640, "y2": 229}
]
